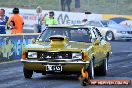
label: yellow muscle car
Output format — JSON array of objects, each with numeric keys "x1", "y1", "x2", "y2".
[{"x1": 21, "y1": 25, "x2": 111, "y2": 81}]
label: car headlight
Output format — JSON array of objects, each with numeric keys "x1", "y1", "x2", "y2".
[
  {"x1": 72, "y1": 53, "x2": 82, "y2": 59},
  {"x1": 28, "y1": 52, "x2": 37, "y2": 58},
  {"x1": 117, "y1": 31, "x2": 127, "y2": 34}
]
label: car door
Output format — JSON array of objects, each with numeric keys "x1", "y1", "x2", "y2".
[
  {"x1": 91, "y1": 27, "x2": 106, "y2": 62},
  {"x1": 94, "y1": 28, "x2": 107, "y2": 59},
  {"x1": 90, "y1": 28, "x2": 102, "y2": 63}
]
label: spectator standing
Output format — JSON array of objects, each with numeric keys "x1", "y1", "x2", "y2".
[
  {"x1": 75, "y1": 0, "x2": 80, "y2": 11},
  {"x1": 41, "y1": 13, "x2": 48, "y2": 32},
  {"x1": 44, "y1": 11, "x2": 59, "y2": 25},
  {"x1": 0, "y1": 9, "x2": 9, "y2": 34},
  {"x1": 60, "y1": 0, "x2": 72, "y2": 12},
  {"x1": 7, "y1": 8, "x2": 24, "y2": 34},
  {"x1": 35, "y1": 6, "x2": 44, "y2": 33},
  {"x1": 66, "y1": 0, "x2": 72, "y2": 12},
  {"x1": 60, "y1": 0, "x2": 65, "y2": 11}
]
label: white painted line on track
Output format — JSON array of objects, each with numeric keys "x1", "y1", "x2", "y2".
[
  {"x1": 128, "y1": 53, "x2": 132, "y2": 57},
  {"x1": 122, "y1": 64, "x2": 132, "y2": 67},
  {"x1": 0, "y1": 60, "x2": 20, "y2": 65},
  {"x1": 119, "y1": 70, "x2": 132, "y2": 75}
]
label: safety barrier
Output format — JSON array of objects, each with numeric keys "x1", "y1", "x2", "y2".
[{"x1": 0, "y1": 33, "x2": 40, "y2": 62}]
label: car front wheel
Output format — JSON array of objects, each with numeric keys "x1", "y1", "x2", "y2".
[
  {"x1": 88, "y1": 59, "x2": 94, "y2": 79},
  {"x1": 23, "y1": 67, "x2": 33, "y2": 79},
  {"x1": 95, "y1": 58, "x2": 108, "y2": 76}
]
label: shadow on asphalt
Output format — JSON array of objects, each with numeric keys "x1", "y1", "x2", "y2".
[
  {"x1": 39, "y1": 75, "x2": 79, "y2": 81},
  {"x1": 29, "y1": 74, "x2": 107, "y2": 81}
]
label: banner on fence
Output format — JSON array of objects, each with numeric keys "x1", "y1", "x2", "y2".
[
  {"x1": 1, "y1": 7, "x2": 132, "y2": 29},
  {"x1": 102, "y1": 14, "x2": 132, "y2": 28},
  {"x1": 0, "y1": 34, "x2": 39, "y2": 62}
]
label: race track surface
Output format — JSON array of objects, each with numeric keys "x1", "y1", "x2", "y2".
[{"x1": 0, "y1": 41, "x2": 132, "y2": 88}]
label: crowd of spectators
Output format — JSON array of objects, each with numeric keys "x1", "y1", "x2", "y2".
[
  {"x1": 0, "y1": 7, "x2": 59, "y2": 34},
  {"x1": 0, "y1": 8, "x2": 24, "y2": 34},
  {"x1": 60, "y1": 0, "x2": 80, "y2": 12},
  {"x1": 0, "y1": 0, "x2": 81, "y2": 34}
]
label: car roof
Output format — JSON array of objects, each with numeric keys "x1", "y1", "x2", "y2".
[
  {"x1": 88, "y1": 19, "x2": 111, "y2": 22},
  {"x1": 47, "y1": 25, "x2": 95, "y2": 29}
]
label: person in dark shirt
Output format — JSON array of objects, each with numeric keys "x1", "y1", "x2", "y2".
[
  {"x1": 60, "y1": 0, "x2": 72, "y2": 12},
  {"x1": 75, "y1": 0, "x2": 80, "y2": 11}
]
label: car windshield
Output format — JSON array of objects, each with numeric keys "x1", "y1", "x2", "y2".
[
  {"x1": 88, "y1": 21, "x2": 102, "y2": 27},
  {"x1": 39, "y1": 27, "x2": 92, "y2": 43},
  {"x1": 101, "y1": 20, "x2": 117, "y2": 27}
]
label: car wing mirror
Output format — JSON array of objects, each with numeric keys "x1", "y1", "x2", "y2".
[{"x1": 94, "y1": 39, "x2": 100, "y2": 45}]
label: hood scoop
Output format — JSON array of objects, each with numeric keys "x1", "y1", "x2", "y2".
[{"x1": 49, "y1": 35, "x2": 67, "y2": 48}]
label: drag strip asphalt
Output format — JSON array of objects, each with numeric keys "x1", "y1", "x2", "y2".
[{"x1": 0, "y1": 41, "x2": 132, "y2": 88}]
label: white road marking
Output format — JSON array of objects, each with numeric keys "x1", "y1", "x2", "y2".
[
  {"x1": 127, "y1": 53, "x2": 132, "y2": 57},
  {"x1": 0, "y1": 60, "x2": 20, "y2": 64},
  {"x1": 122, "y1": 64, "x2": 132, "y2": 67},
  {"x1": 119, "y1": 70, "x2": 132, "y2": 75}
]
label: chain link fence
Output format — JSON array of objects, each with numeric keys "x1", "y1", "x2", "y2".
[{"x1": 0, "y1": 0, "x2": 132, "y2": 15}]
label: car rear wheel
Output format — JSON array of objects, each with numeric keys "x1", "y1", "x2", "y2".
[
  {"x1": 23, "y1": 67, "x2": 33, "y2": 79},
  {"x1": 105, "y1": 31, "x2": 114, "y2": 41},
  {"x1": 95, "y1": 58, "x2": 108, "y2": 76},
  {"x1": 88, "y1": 59, "x2": 94, "y2": 79}
]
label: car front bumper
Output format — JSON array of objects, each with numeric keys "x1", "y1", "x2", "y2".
[
  {"x1": 21, "y1": 59, "x2": 90, "y2": 72},
  {"x1": 114, "y1": 33, "x2": 132, "y2": 40}
]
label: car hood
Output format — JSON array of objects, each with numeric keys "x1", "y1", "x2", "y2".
[
  {"x1": 67, "y1": 41, "x2": 92, "y2": 49},
  {"x1": 108, "y1": 24, "x2": 132, "y2": 31},
  {"x1": 25, "y1": 42, "x2": 92, "y2": 51}
]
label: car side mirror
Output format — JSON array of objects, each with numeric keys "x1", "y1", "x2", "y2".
[
  {"x1": 32, "y1": 38, "x2": 36, "y2": 44},
  {"x1": 94, "y1": 39, "x2": 100, "y2": 45}
]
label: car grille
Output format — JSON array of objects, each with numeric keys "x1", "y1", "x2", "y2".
[
  {"x1": 37, "y1": 52, "x2": 72, "y2": 60},
  {"x1": 127, "y1": 31, "x2": 132, "y2": 34}
]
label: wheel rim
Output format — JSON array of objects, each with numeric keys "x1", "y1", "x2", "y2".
[
  {"x1": 105, "y1": 58, "x2": 108, "y2": 71},
  {"x1": 106, "y1": 32, "x2": 113, "y2": 41},
  {"x1": 91, "y1": 60, "x2": 94, "y2": 78}
]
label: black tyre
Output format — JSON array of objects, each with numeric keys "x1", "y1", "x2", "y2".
[
  {"x1": 80, "y1": 78, "x2": 88, "y2": 86},
  {"x1": 88, "y1": 59, "x2": 94, "y2": 79},
  {"x1": 95, "y1": 58, "x2": 108, "y2": 76},
  {"x1": 105, "y1": 31, "x2": 114, "y2": 41},
  {"x1": 23, "y1": 67, "x2": 33, "y2": 79}
]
